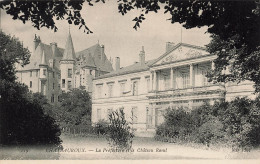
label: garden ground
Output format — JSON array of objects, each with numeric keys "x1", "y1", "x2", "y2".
[{"x1": 1, "y1": 134, "x2": 260, "y2": 160}]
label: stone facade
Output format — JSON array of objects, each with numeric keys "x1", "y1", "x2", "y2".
[
  {"x1": 16, "y1": 32, "x2": 113, "y2": 104},
  {"x1": 92, "y1": 43, "x2": 256, "y2": 137}
]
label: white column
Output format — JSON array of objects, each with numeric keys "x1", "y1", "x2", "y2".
[
  {"x1": 150, "y1": 72, "x2": 153, "y2": 91},
  {"x1": 189, "y1": 64, "x2": 193, "y2": 87},
  {"x1": 170, "y1": 68, "x2": 174, "y2": 89},
  {"x1": 154, "y1": 71, "x2": 157, "y2": 91}
]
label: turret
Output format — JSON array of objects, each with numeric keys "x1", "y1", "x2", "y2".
[
  {"x1": 39, "y1": 51, "x2": 48, "y2": 96},
  {"x1": 39, "y1": 51, "x2": 48, "y2": 80},
  {"x1": 60, "y1": 30, "x2": 76, "y2": 92}
]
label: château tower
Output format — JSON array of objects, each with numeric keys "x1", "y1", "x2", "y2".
[{"x1": 60, "y1": 31, "x2": 76, "y2": 92}]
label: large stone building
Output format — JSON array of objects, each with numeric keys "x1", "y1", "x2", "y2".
[
  {"x1": 16, "y1": 31, "x2": 113, "y2": 104},
  {"x1": 92, "y1": 42, "x2": 256, "y2": 137}
]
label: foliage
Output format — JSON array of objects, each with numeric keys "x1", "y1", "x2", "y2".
[
  {"x1": 194, "y1": 116, "x2": 225, "y2": 146},
  {"x1": 1, "y1": 1, "x2": 260, "y2": 91},
  {"x1": 57, "y1": 87, "x2": 92, "y2": 127},
  {"x1": 0, "y1": 80, "x2": 62, "y2": 146},
  {"x1": 117, "y1": 0, "x2": 260, "y2": 92},
  {"x1": 94, "y1": 119, "x2": 109, "y2": 136},
  {"x1": 162, "y1": 107, "x2": 194, "y2": 140},
  {"x1": 0, "y1": 31, "x2": 30, "y2": 82},
  {"x1": 30, "y1": 92, "x2": 58, "y2": 119},
  {"x1": 215, "y1": 97, "x2": 260, "y2": 151},
  {"x1": 0, "y1": 0, "x2": 103, "y2": 34},
  {"x1": 0, "y1": 31, "x2": 61, "y2": 146},
  {"x1": 106, "y1": 109, "x2": 134, "y2": 149},
  {"x1": 156, "y1": 97, "x2": 260, "y2": 151}
]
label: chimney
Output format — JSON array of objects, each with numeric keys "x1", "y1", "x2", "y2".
[
  {"x1": 50, "y1": 42, "x2": 57, "y2": 56},
  {"x1": 139, "y1": 46, "x2": 145, "y2": 65},
  {"x1": 33, "y1": 34, "x2": 41, "y2": 54},
  {"x1": 166, "y1": 42, "x2": 175, "y2": 52},
  {"x1": 115, "y1": 57, "x2": 120, "y2": 71},
  {"x1": 101, "y1": 45, "x2": 105, "y2": 62}
]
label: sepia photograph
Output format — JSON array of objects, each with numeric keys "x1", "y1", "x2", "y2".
[{"x1": 0, "y1": 0, "x2": 260, "y2": 162}]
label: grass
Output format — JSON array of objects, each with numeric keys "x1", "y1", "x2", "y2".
[{"x1": 1, "y1": 134, "x2": 260, "y2": 160}]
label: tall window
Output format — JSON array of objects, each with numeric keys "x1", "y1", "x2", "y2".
[
  {"x1": 30, "y1": 81, "x2": 32, "y2": 88},
  {"x1": 30, "y1": 71, "x2": 32, "y2": 77},
  {"x1": 131, "y1": 107, "x2": 138, "y2": 123},
  {"x1": 62, "y1": 79, "x2": 65, "y2": 88},
  {"x1": 97, "y1": 109, "x2": 101, "y2": 121},
  {"x1": 182, "y1": 73, "x2": 190, "y2": 88},
  {"x1": 53, "y1": 72, "x2": 55, "y2": 78},
  {"x1": 146, "y1": 78, "x2": 150, "y2": 93},
  {"x1": 36, "y1": 70, "x2": 38, "y2": 77},
  {"x1": 132, "y1": 81, "x2": 138, "y2": 95},
  {"x1": 108, "y1": 83, "x2": 114, "y2": 97},
  {"x1": 68, "y1": 68, "x2": 72, "y2": 78},
  {"x1": 53, "y1": 83, "x2": 55, "y2": 90},
  {"x1": 202, "y1": 70, "x2": 209, "y2": 86},
  {"x1": 43, "y1": 69, "x2": 46, "y2": 76},
  {"x1": 164, "y1": 75, "x2": 170, "y2": 90},
  {"x1": 120, "y1": 82, "x2": 125, "y2": 96},
  {"x1": 51, "y1": 94, "x2": 54, "y2": 103},
  {"x1": 68, "y1": 81, "x2": 72, "y2": 89},
  {"x1": 96, "y1": 84, "x2": 103, "y2": 98}
]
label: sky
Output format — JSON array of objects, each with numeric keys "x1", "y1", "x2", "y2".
[{"x1": 1, "y1": 1, "x2": 211, "y2": 67}]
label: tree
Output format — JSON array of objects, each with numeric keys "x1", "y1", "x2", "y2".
[
  {"x1": 1, "y1": 1, "x2": 260, "y2": 91},
  {"x1": 0, "y1": 31, "x2": 61, "y2": 146},
  {"x1": 0, "y1": 30, "x2": 30, "y2": 82},
  {"x1": 57, "y1": 87, "x2": 92, "y2": 126}
]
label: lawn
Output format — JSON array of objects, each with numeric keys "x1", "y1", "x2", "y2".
[{"x1": 1, "y1": 134, "x2": 260, "y2": 160}]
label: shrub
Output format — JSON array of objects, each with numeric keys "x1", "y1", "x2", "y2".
[
  {"x1": 106, "y1": 109, "x2": 134, "y2": 149},
  {"x1": 94, "y1": 119, "x2": 109, "y2": 135},
  {"x1": 155, "y1": 97, "x2": 260, "y2": 151},
  {"x1": 156, "y1": 107, "x2": 194, "y2": 141},
  {"x1": 216, "y1": 97, "x2": 260, "y2": 151},
  {"x1": 0, "y1": 81, "x2": 62, "y2": 146},
  {"x1": 194, "y1": 116, "x2": 225, "y2": 146}
]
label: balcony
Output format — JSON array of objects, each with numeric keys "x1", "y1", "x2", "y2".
[{"x1": 147, "y1": 84, "x2": 226, "y2": 100}]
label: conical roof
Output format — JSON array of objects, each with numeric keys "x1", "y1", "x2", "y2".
[
  {"x1": 62, "y1": 31, "x2": 76, "y2": 60},
  {"x1": 40, "y1": 51, "x2": 48, "y2": 65}
]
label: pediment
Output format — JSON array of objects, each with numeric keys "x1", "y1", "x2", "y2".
[{"x1": 152, "y1": 44, "x2": 208, "y2": 66}]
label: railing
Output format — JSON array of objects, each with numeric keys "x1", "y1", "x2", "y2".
[{"x1": 148, "y1": 84, "x2": 225, "y2": 98}]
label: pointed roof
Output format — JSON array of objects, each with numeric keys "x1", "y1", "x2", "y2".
[
  {"x1": 40, "y1": 51, "x2": 47, "y2": 65},
  {"x1": 62, "y1": 31, "x2": 76, "y2": 60},
  {"x1": 82, "y1": 53, "x2": 96, "y2": 68},
  {"x1": 76, "y1": 43, "x2": 113, "y2": 72}
]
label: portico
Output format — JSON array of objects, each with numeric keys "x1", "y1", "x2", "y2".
[{"x1": 145, "y1": 45, "x2": 225, "y2": 129}]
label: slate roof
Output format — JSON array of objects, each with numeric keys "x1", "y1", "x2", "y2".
[
  {"x1": 95, "y1": 59, "x2": 156, "y2": 79},
  {"x1": 62, "y1": 32, "x2": 76, "y2": 60},
  {"x1": 94, "y1": 43, "x2": 208, "y2": 80},
  {"x1": 17, "y1": 43, "x2": 64, "y2": 71},
  {"x1": 76, "y1": 44, "x2": 113, "y2": 72}
]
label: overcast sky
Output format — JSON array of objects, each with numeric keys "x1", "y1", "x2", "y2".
[{"x1": 1, "y1": 1, "x2": 211, "y2": 67}]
